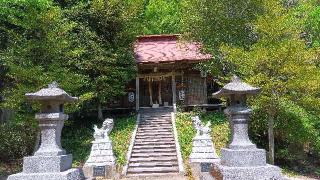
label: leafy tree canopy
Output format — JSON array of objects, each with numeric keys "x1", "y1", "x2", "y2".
[{"x1": 0, "y1": 0, "x2": 137, "y2": 114}]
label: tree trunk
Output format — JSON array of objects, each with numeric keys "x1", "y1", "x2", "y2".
[
  {"x1": 98, "y1": 103, "x2": 103, "y2": 121},
  {"x1": 268, "y1": 115, "x2": 275, "y2": 165}
]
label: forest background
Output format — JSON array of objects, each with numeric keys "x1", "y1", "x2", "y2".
[{"x1": 1, "y1": 0, "x2": 320, "y2": 178}]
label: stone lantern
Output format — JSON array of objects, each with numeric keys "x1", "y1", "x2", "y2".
[
  {"x1": 8, "y1": 82, "x2": 83, "y2": 180},
  {"x1": 211, "y1": 76, "x2": 283, "y2": 180}
]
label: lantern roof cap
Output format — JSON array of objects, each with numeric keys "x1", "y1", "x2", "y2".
[
  {"x1": 25, "y1": 82, "x2": 78, "y2": 103},
  {"x1": 213, "y1": 76, "x2": 260, "y2": 98}
]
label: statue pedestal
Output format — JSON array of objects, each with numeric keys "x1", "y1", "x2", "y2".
[
  {"x1": 83, "y1": 119, "x2": 116, "y2": 179},
  {"x1": 189, "y1": 117, "x2": 219, "y2": 180},
  {"x1": 190, "y1": 135, "x2": 219, "y2": 163}
]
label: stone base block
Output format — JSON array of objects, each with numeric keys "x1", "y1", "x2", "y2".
[
  {"x1": 7, "y1": 168, "x2": 84, "y2": 180},
  {"x1": 221, "y1": 148, "x2": 266, "y2": 167},
  {"x1": 190, "y1": 162, "x2": 215, "y2": 180},
  {"x1": 83, "y1": 165, "x2": 115, "y2": 179},
  {"x1": 211, "y1": 162, "x2": 283, "y2": 180},
  {"x1": 22, "y1": 154, "x2": 72, "y2": 173}
]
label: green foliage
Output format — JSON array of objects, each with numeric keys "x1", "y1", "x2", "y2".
[
  {"x1": 175, "y1": 111, "x2": 230, "y2": 158},
  {"x1": 181, "y1": 0, "x2": 264, "y2": 78},
  {"x1": 175, "y1": 111, "x2": 229, "y2": 178},
  {"x1": 61, "y1": 124, "x2": 92, "y2": 167},
  {"x1": 141, "y1": 0, "x2": 181, "y2": 34},
  {"x1": 181, "y1": 0, "x2": 263, "y2": 48},
  {"x1": 0, "y1": 114, "x2": 38, "y2": 162},
  {"x1": 0, "y1": 0, "x2": 85, "y2": 110},
  {"x1": 200, "y1": 112, "x2": 230, "y2": 155},
  {"x1": 183, "y1": 0, "x2": 320, "y2": 164},
  {"x1": 0, "y1": 0, "x2": 137, "y2": 115},
  {"x1": 61, "y1": 114, "x2": 136, "y2": 167},
  {"x1": 306, "y1": 6, "x2": 320, "y2": 47},
  {"x1": 110, "y1": 115, "x2": 136, "y2": 166},
  {"x1": 175, "y1": 112, "x2": 195, "y2": 159},
  {"x1": 221, "y1": 0, "x2": 320, "y2": 153}
]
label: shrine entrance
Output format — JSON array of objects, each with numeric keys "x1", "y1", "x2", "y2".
[{"x1": 139, "y1": 75, "x2": 173, "y2": 107}]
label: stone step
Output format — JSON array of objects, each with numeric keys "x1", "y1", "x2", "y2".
[
  {"x1": 140, "y1": 122, "x2": 171, "y2": 124},
  {"x1": 127, "y1": 166, "x2": 179, "y2": 174},
  {"x1": 137, "y1": 131, "x2": 172, "y2": 135},
  {"x1": 135, "y1": 135, "x2": 174, "y2": 139},
  {"x1": 131, "y1": 152, "x2": 177, "y2": 157},
  {"x1": 139, "y1": 124, "x2": 172, "y2": 129},
  {"x1": 138, "y1": 128, "x2": 172, "y2": 131},
  {"x1": 126, "y1": 172, "x2": 182, "y2": 178},
  {"x1": 134, "y1": 141, "x2": 175, "y2": 146},
  {"x1": 139, "y1": 123, "x2": 172, "y2": 127},
  {"x1": 141, "y1": 114, "x2": 171, "y2": 117},
  {"x1": 127, "y1": 110, "x2": 179, "y2": 176},
  {"x1": 138, "y1": 127, "x2": 172, "y2": 131},
  {"x1": 134, "y1": 138, "x2": 175, "y2": 143},
  {"x1": 136, "y1": 134, "x2": 173, "y2": 137},
  {"x1": 137, "y1": 128, "x2": 172, "y2": 133},
  {"x1": 140, "y1": 120, "x2": 171, "y2": 123},
  {"x1": 129, "y1": 156, "x2": 178, "y2": 162},
  {"x1": 133, "y1": 144, "x2": 176, "y2": 149},
  {"x1": 129, "y1": 162, "x2": 178, "y2": 167},
  {"x1": 141, "y1": 117, "x2": 171, "y2": 119},
  {"x1": 141, "y1": 118, "x2": 171, "y2": 121},
  {"x1": 138, "y1": 128, "x2": 172, "y2": 133},
  {"x1": 136, "y1": 132, "x2": 172, "y2": 136},
  {"x1": 132, "y1": 148, "x2": 176, "y2": 153},
  {"x1": 140, "y1": 118, "x2": 171, "y2": 120}
]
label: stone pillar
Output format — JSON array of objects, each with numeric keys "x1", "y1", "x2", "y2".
[
  {"x1": 136, "y1": 77, "x2": 140, "y2": 111},
  {"x1": 8, "y1": 82, "x2": 83, "y2": 180},
  {"x1": 211, "y1": 76, "x2": 284, "y2": 180}
]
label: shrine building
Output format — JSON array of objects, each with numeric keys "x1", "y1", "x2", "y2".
[{"x1": 107, "y1": 34, "x2": 221, "y2": 111}]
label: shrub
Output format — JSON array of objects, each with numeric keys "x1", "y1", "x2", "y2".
[
  {"x1": 110, "y1": 115, "x2": 136, "y2": 166},
  {"x1": 0, "y1": 114, "x2": 38, "y2": 162},
  {"x1": 176, "y1": 111, "x2": 230, "y2": 158},
  {"x1": 61, "y1": 114, "x2": 136, "y2": 168}
]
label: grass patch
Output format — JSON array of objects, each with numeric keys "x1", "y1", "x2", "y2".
[
  {"x1": 62, "y1": 114, "x2": 136, "y2": 168},
  {"x1": 175, "y1": 111, "x2": 230, "y2": 178},
  {"x1": 110, "y1": 115, "x2": 136, "y2": 166},
  {"x1": 62, "y1": 125, "x2": 93, "y2": 167},
  {"x1": 176, "y1": 111, "x2": 230, "y2": 159}
]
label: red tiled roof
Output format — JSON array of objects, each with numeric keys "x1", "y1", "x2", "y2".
[{"x1": 134, "y1": 34, "x2": 212, "y2": 64}]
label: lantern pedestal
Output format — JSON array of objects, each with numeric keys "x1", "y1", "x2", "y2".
[
  {"x1": 211, "y1": 106, "x2": 283, "y2": 180},
  {"x1": 8, "y1": 82, "x2": 83, "y2": 180},
  {"x1": 211, "y1": 76, "x2": 284, "y2": 180},
  {"x1": 211, "y1": 164, "x2": 282, "y2": 180},
  {"x1": 7, "y1": 168, "x2": 82, "y2": 180},
  {"x1": 8, "y1": 112, "x2": 83, "y2": 180}
]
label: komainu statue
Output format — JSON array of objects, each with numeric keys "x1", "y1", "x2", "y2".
[
  {"x1": 83, "y1": 118, "x2": 116, "y2": 179},
  {"x1": 189, "y1": 116, "x2": 219, "y2": 163},
  {"x1": 93, "y1": 118, "x2": 114, "y2": 140}
]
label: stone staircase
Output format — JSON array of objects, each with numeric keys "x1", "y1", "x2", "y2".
[{"x1": 127, "y1": 108, "x2": 180, "y2": 176}]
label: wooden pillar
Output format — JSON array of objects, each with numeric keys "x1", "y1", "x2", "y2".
[
  {"x1": 158, "y1": 80, "x2": 162, "y2": 105},
  {"x1": 204, "y1": 77, "x2": 208, "y2": 104},
  {"x1": 148, "y1": 80, "x2": 153, "y2": 106},
  {"x1": 172, "y1": 73, "x2": 177, "y2": 112},
  {"x1": 136, "y1": 77, "x2": 139, "y2": 111}
]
